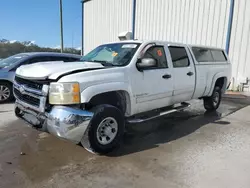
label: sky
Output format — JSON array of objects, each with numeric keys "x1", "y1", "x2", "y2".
[{"x1": 0, "y1": 0, "x2": 82, "y2": 48}]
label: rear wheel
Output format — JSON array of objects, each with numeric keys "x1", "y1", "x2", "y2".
[
  {"x1": 81, "y1": 104, "x2": 125, "y2": 154},
  {"x1": 203, "y1": 86, "x2": 222, "y2": 111},
  {"x1": 0, "y1": 82, "x2": 13, "y2": 103}
]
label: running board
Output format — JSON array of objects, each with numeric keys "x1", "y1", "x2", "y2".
[{"x1": 127, "y1": 102, "x2": 190, "y2": 123}]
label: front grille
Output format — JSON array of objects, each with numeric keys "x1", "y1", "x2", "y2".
[
  {"x1": 14, "y1": 88, "x2": 40, "y2": 107},
  {"x1": 15, "y1": 76, "x2": 43, "y2": 91}
]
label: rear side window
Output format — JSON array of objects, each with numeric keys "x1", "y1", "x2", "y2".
[
  {"x1": 48, "y1": 56, "x2": 67, "y2": 62},
  {"x1": 168, "y1": 46, "x2": 190, "y2": 68},
  {"x1": 68, "y1": 57, "x2": 80, "y2": 62},
  {"x1": 192, "y1": 47, "x2": 213, "y2": 62},
  {"x1": 27, "y1": 56, "x2": 51, "y2": 64},
  {"x1": 211, "y1": 50, "x2": 227, "y2": 61},
  {"x1": 47, "y1": 56, "x2": 80, "y2": 62}
]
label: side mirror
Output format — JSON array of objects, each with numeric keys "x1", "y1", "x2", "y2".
[{"x1": 136, "y1": 58, "x2": 157, "y2": 70}]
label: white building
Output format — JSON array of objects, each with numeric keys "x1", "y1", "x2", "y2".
[{"x1": 83, "y1": 0, "x2": 250, "y2": 90}]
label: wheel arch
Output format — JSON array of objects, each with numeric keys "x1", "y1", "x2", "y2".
[
  {"x1": 0, "y1": 79, "x2": 13, "y2": 86},
  {"x1": 208, "y1": 74, "x2": 228, "y2": 96},
  {"x1": 81, "y1": 83, "x2": 132, "y2": 116}
]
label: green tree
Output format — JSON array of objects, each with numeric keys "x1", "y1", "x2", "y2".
[{"x1": 0, "y1": 42, "x2": 81, "y2": 58}]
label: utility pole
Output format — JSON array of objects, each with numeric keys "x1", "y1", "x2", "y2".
[
  {"x1": 59, "y1": 0, "x2": 64, "y2": 53},
  {"x1": 225, "y1": 0, "x2": 235, "y2": 54},
  {"x1": 81, "y1": 0, "x2": 84, "y2": 55},
  {"x1": 132, "y1": 0, "x2": 136, "y2": 40}
]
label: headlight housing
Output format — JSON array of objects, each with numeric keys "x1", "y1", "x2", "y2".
[{"x1": 49, "y1": 82, "x2": 80, "y2": 104}]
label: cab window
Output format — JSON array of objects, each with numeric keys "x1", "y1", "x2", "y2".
[
  {"x1": 168, "y1": 46, "x2": 190, "y2": 68},
  {"x1": 142, "y1": 46, "x2": 168, "y2": 68}
]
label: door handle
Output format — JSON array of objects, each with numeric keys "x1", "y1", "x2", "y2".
[
  {"x1": 187, "y1": 71, "x2": 194, "y2": 76},
  {"x1": 162, "y1": 74, "x2": 171, "y2": 79}
]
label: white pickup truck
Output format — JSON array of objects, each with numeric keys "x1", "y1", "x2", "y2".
[{"x1": 13, "y1": 33, "x2": 231, "y2": 154}]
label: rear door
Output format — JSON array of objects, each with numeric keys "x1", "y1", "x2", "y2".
[{"x1": 167, "y1": 45, "x2": 195, "y2": 103}]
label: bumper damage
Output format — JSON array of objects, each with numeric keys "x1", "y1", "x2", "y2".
[{"x1": 15, "y1": 100, "x2": 93, "y2": 143}]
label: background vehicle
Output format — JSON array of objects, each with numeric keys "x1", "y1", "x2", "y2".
[
  {"x1": 13, "y1": 34, "x2": 231, "y2": 154},
  {"x1": 0, "y1": 52, "x2": 81, "y2": 102}
]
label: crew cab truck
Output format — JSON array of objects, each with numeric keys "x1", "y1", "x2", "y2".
[{"x1": 13, "y1": 33, "x2": 231, "y2": 154}]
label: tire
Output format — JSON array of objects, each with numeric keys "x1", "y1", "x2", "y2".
[
  {"x1": 203, "y1": 86, "x2": 222, "y2": 111},
  {"x1": 81, "y1": 104, "x2": 125, "y2": 154},
  {"x1": 15, "y1": 106, "x2": 23, "y2": 118},
  {"x1": 0, "y1": 82, "x2": 14, "y2": 103}
]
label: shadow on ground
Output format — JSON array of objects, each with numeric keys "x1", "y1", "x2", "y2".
[
  {"x1": 109, "y1": 97, "x2": 250, "y2": 157},
  {"x1": 109, "y1": 111, "x2": 224, "y2": 156}
]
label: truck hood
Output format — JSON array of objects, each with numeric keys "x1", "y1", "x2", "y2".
[{"x1": 15, "y1": 61, "x2": 104, "y2": 80}]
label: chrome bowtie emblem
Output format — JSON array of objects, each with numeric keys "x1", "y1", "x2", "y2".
[{"x1": 19, "y1": 85, "x2": 25, "y2": 94}]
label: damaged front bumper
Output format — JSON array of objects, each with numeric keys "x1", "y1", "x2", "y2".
[{"x1": 15, "y1": 100, "x2": 93, "y2": 143}]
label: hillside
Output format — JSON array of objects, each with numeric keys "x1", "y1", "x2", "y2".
[{"x1": 0, "y1": 39, "x2": 81, "y2": 58}]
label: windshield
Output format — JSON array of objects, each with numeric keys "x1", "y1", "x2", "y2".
[
  {"x1": 0, "y1": 54, "x2": 28, "y2": 68},
  {"x1": 80, "y1": 43, "x2": 140, "y2": 66}
]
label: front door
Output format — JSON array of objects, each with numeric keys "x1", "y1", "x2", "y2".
[
  {"x1": 167, "y1": 45, "x2": 195, "y2": 103},
  {"x1": 131, "y1": 43, "x2": 174, "y2": 114}
]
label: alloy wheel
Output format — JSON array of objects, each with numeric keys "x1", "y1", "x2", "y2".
[{"x1": 0, "y1": 85, "x2": 10, "y2": 101}]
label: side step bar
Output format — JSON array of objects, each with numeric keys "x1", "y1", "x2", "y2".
[{"x1": 127, "y1": 102, "x2": 190, "y2": 123}]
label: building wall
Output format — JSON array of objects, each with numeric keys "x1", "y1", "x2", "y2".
[
  {"x1": 84, "y1": 0, "x2": 132, "y2": 53},
  {"x1": 229, "y1": 0, "x2": 250, "y2": 89},
  {"x1": 84, "y1": 0, "x2": 250, "y2": 90},
  {"x1": 135, "y1": 0, "x2": 230, "y2": 48}
]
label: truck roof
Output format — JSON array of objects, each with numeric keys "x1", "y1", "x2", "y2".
[{"x1": 108, "y1": 40, "x2": 226, "y2": 51}]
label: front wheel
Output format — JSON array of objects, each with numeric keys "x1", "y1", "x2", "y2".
[
  {"x1": 203, "y1": 86, "x2": 222, "y2": 111},
  {"x1": 81, "y1": 104, "x2": 125, "y2": 154}
]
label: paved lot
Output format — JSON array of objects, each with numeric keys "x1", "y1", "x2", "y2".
[{"x1": 1, "y1": 97, "x2": 250, "y2": 188}]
